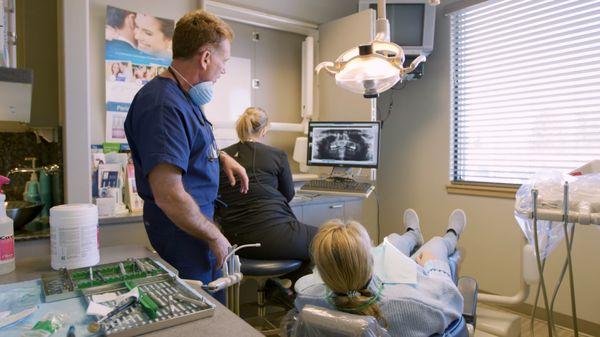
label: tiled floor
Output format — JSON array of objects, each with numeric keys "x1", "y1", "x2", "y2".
[
  {"x1": 478, "y1": 303, "x2": 593, "y2": 337},
  {"x1": 240, "y1": 300, "x2": 290, "y2": 336}
]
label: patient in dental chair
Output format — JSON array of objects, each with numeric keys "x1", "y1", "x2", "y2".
[{"x1": 294, "y1": 209, "x2": 467, "y2": 337}]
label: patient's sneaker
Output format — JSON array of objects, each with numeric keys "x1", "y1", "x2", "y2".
[
  {"x1": 403, "y1": 209, "x2": 424, "y2": 245},
  {"x1": 265, "y1": 278, "x2": 295, "y2": 309},
  {"x1": 272, "y1": 277, "x2": 292, "y2": 290},
  {"x1": 447, "y1": 209, "x2": 467, "y2": 238}
]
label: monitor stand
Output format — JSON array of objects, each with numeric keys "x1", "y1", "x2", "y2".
[{"x1": 328, "y1": 167, "x2": 356, "y2": 182}]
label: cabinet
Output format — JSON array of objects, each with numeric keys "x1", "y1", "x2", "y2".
[
  {"x1": 16, "y1": 0, "x2": 60, "y2": 127},
  {"x1": 302, "y1": 202, "x2": 344, "y2": 227},
  {"x1": 291, "y1": 195, "x2": 364, "y2": 228}
]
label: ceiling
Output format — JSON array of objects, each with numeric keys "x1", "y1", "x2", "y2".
[{"x1": 213, "y1": 0, "x2": 359, "y2": 25}]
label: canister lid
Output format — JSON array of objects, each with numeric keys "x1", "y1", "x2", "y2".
[{"x1": 50, "y1": 203, "x2": 98, "y2": 218}]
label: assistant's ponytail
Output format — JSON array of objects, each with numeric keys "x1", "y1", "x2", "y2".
[{"x1": 236, "y1": 107, "x2": 269, "y2": 142}]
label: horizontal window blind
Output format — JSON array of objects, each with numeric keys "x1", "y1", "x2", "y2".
[{"x1": 450, "y1": 0, "x2": 600, "y2": 184}]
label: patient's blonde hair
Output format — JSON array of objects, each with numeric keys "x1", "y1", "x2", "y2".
[
  {"x1": 236, "y1": 107, "x2": 269, "y2": 142},
  {"x1": 311, "y1": 220, "x2": 387, "y2": 326}
]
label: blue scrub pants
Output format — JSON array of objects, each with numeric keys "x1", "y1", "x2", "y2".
[{"x1": 144, "y1": 205, "x2": 225, "y2": 304}]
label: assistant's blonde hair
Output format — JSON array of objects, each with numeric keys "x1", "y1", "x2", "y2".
[
  {"x1": 311, "y1": 220, "x2": 387, "y2": 326},
  {"x1": 236, "y1": 107, "x2": 269, "y2": 143}
]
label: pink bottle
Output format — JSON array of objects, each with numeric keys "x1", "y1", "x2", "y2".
[{"x1": 0, "y1": 175, "x2": 15, "y2": 275}]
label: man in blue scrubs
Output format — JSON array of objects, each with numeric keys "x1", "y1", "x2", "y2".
[{"x1": 124, "y1": 10, "x2": 249, "y2": 303}]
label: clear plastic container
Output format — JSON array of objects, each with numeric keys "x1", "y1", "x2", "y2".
[{"x1": 50, "y1": 204, "x2": 99, "y2": 270}]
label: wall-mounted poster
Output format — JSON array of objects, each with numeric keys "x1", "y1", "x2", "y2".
[{"x1": 104, "y1": 6, "x2": 174, "y2": 142}]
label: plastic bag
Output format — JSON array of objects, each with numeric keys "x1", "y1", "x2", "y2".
[
  {"x1": 570, "y1": 173, "x2": 600, "y2": 214},
  {"x1": 0, "y1": 281, "x2": 41, "y2": 314},
  {"x1": 21, "y1": 313, "x2": 67, "y2": 337},
  {"x1": 286, "y1": 305, "x2": 391, "y2": 337},
  {"x1": 513, "y1": 171, "x2": 600, "y2": 258},
  {"x1": 280, "y1": 308, "x2": 300, "y2": 337}
]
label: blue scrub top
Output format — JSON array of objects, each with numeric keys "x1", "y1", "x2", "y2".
[
  {"x1": 124, "y1": 76, "x2": 219, "y2": 220},
  {"x1": 124, "y1": 76, "x2": 224, "y2": 302}
]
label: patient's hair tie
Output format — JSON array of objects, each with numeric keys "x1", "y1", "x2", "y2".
[{"x1": 346, "y1": 290, "x2": 361, "y2": 298}]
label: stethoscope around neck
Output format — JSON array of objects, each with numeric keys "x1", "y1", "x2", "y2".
[{"x1": 168, "y1": 66, "x2": 219, "y2": 162}]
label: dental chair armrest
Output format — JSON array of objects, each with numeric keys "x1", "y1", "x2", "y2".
[{"x1": 458, "y1": 276, "x2": 478, "y2": 328}]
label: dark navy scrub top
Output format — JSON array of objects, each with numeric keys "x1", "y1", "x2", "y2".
[{"x1": 124, "y1": 76, "x2": 219, "y2": 226}]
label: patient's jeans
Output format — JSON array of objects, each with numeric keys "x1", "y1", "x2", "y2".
[{"x1": 386, "y1": 231, "x2": 458, "y2": 264}]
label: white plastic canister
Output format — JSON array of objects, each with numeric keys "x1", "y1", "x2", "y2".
[{"x1": 50, "y1": 204, "x2": 100, "y2": 270}]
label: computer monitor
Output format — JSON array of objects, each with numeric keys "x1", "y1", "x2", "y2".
[
  {"x1": 358, "y1": 0, "x2": 436, "y2": 56},
  {"x1": 307, "y1": 121, "x2": 381, "y2": 169}
]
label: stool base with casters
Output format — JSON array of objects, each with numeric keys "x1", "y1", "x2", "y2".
[{"x1": 240, "y1": 258, "x2": 302, "y2": 335}]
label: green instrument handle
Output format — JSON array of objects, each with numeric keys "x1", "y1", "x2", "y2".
[{"x1": 124, "y1": 281, "x2": 158, "y2": 319}]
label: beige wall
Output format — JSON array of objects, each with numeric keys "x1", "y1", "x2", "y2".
[
  {"x1": 377, "y1": 0, "x2": 600, "y2": 325},
  {"x1": 212, "y1": 0, "x2": 357, "y2": 24},
  {"x1": 226, "y1": 20, "x2": 305, "y2": 157}
]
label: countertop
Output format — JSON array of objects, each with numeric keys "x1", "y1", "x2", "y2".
[
  {"x1": 0, "y1": 245, "x2": 263, "y2": 337},
  {"x1": 14, "y1": 192, "x2": 363, "y2": 241}
]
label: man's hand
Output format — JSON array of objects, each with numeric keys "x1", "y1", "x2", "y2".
[
  {"x1": 149, "y1": 163, "x2": 232, "y2": 269},
  {"x1": 220, "y1": 152, "x2": 249, "y2": 193},
  {"x1": 415, "y1": 251, "x2": 436, "y2": 267},
  {"x1": 208, "y1": 232, "x2": 232, "y2": 269}
]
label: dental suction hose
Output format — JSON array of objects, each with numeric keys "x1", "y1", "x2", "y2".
[
  {"x1": 202, "y1": 243, "x2": 262, "y2": 292},
  {"x1": 560, "y1": 183, "x2": 579, "y2": 336},
  {"x1": 532, "y1": 189, "x2": 555, "y2": 337},
  {"x1": 223, "y1": 243, "x2": 261, "y2": 263}
]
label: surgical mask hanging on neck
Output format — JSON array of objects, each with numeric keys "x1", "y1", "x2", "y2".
[
  {"x1": 188, "y1": 81, "x2": 214, "y2": 106},
  {"x1": 170, "y1": 66, "x2": 214, "y2": 106}
]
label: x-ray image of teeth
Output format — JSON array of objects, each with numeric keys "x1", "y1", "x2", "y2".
[{"x1": 313, "y1": 129, "x2": 374, "y2": 161}]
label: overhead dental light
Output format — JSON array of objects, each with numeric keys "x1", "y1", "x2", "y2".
[{"x1": 316, "y1": 0, "x2": 431, "y2": 98}]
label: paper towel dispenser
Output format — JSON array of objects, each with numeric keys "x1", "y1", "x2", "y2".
[{"x1": 0, "y1": 67, "x2": 33, "y2": 123}]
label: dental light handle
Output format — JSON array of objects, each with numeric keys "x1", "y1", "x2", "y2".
[
  {"x1": 315, "y1": 61, "x2": 336, "y2": 76},
  {"x1": 402, "y1": 55, "x2": 426, "y2": 74}
]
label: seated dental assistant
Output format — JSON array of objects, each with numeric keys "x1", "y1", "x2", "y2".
[
  {"x1": 215, "y1": 107, "x2": 318, "y2": 262},
  {"x1": 294, "y1": 209, "x2": 467, "y2": 337},
  {"x1": 124, "y1": 10, "x2": 249, "y2": 303}
]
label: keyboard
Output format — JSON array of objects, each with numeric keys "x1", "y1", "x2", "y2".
[{"x1": 299, "y1": 179, "x2": 375, "y2": 197}]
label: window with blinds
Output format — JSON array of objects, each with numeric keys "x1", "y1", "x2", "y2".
[{"x1": 449, "y1": 0, "x2": 600, "y2": 185}]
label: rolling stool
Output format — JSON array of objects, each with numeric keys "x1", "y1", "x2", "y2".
[{"x1": 240, "y1": 258, "x2": 302, "y2": 335}]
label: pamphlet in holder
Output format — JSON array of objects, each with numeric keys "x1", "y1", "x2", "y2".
[{"x1": 124, "y1": 162, "x2": 143, "y2": 213}]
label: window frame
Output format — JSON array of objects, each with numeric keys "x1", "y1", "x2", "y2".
[{"x1": 447, "y1": 0, "x2": 600, "y2": 195}]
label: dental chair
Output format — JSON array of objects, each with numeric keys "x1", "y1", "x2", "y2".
[{"x1": 283, "y1": 251, "x2": 479, "y2": 337}]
